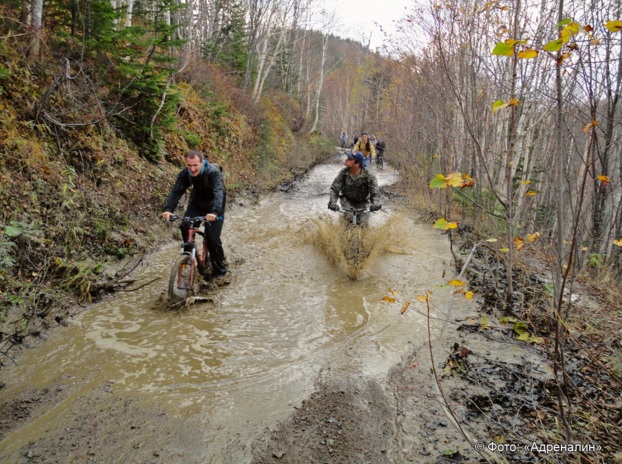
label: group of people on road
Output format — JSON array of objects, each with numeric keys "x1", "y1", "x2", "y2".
[
  {"x1": 339, "y1": 131, "x2": 386, "y2": 168},
  {"x1": 161, "y1": 141, "x2": 383, "y2": 279}
]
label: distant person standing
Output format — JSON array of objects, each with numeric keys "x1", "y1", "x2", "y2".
[
  {"x1": 352, "y1": 132, "x2": 376, "y2": 168},
  {"x1": 340, "y1": 131, "x2": 347, "y2": 149}
]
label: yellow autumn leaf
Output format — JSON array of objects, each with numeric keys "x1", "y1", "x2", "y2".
[
  {"x1": 445, "y1": 172, "x2": 464, "y2": 187},
  {"x1": 525, "y1": 190, "x2": 538, "y2": 196},
  {"x1": 526, "y1": 232, "x2": 541, "y2": 243},
  {"x1": 448, "y1": 279, "x2": 466, "y2": 287},
  {"x1": 465, "y1": 291, "x2": 474, "y2": 300},
  {"x1": 520, "y1": 180, "x2": 532, "y2": 185},
  {"x1": 505, "y1": 38, "x2": 528, "y2": 46},
  {"x1": 581, "y1": 246, "x2": 589, "y2": 251},
  {"x1": 613, "y1": 238, "x2": 622, "y2": 247},
  {"x1": 559, "y1": 22, "x2": 581, "y2": 44},
  {"x1": 415, "y1": 294, "x2": 429, "y2": 302},
  {"x1": 400, "y1": 301, "x2": 411, "y2": 314},
  {"x1": 583, "y1": 120, "x2": 599, "y2": 133},
  {"x1": 517, "y1": 332, "x2": 530, "y2": 341},
  {"x1": 591, "y1": 38, "x2": 601, "y2": 45},
  {"x1": 486, "y1": 237, "x2": 498, "y2": 242},
  {"x1": 382, "y1": 296, "x2": 396, "y2": 303},
  {"x1": 481, "y1": 315, "x2": 489, "y2": 326},
  {"x1": 499, "y1": 247, "x2": 510, "y2": 252},
  {"x1": 387, "y1": 288, "x2": 397, "y2": 297},
  {"x1": 596, "y1": 175, "x2": 610, "y2": 183},
  {"x1": 514, "y1": 237, "x2": 525, "y2": 251},
  {"x1": 433, "y1": 218, "x2": 458, "y2": 230},
  {"x1": 509, "y1": 98, "x2": 520, "y2": 106},
  {"x1": 605, "y1": 20, "x2": 622, "y2": 32},
  {"x1": 518, "y1": 49, "x2": 539, "y2": 59}
]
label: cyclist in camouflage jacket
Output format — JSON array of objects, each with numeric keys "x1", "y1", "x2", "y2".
[{"x1": 328, "y1": 151, "x2": 381, "y2": 226}]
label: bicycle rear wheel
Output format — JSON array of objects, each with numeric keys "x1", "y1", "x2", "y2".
[{"x1": 168, "y1": 254, "x2": 194, "y2": 304}]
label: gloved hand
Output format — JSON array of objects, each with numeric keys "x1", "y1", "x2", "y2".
[
  {"x1": 328, "y1": 201, "x2": 339, "y2": 211},
  {"x1": 370, "y1": 204, "x2": 381, "y2": 212}
]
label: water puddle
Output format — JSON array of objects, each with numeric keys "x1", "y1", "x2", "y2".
[{"x1": 0, "y1": 156, "x2": 470, "y2": 463}]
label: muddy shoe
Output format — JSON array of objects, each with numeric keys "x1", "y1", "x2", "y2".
[{"x1": 211, "y1": 274, "x2": 231, "y2": 286}]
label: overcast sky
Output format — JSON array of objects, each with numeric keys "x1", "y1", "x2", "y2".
[{"x1": 329, "y1": 0, "x2": 414, "y2": 50}]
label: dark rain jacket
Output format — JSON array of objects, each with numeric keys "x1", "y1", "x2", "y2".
[
  {"x1": 329, "y1": 167, "x2": 380, "y2": 207},
  {"x1": 164, "y1": 161, "x2": 225, "y2": 216}
]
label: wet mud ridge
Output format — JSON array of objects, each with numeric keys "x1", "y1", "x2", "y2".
[{"x1": 252, "y1": 378, "x2": 396, "y2": 464}]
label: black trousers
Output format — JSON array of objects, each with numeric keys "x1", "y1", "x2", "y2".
[{"x1": 181, "y1": 205, "x2": 227, "y2": 276}]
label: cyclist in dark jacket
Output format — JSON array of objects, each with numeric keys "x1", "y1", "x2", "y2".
[
  {"x1": 161, "y1": 150, "x2": 227, "y2": 277},
  {"x1": 375, "y1": 137, "x2": 386, "y2": 157},
  {"x1": 328, "y1": 151, "x2": 381, "y2": 226}
]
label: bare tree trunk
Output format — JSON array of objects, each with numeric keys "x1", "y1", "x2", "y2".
[
  {"x1": 125, "y1": 0, "x2": 135, "y2": 27},
  {"x1": 253, "y1": 30, "x2": 284, "y2": 103},
  {"x1": 30, "y1": 0, "x2": 43, "y2": 59},
  {"x1": 308, "y1": 33, "x2": 328, "y2": 134}
]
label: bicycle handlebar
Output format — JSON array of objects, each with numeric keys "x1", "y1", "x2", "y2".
[{"x1": 169, "y1": 215, "x2": 223, "y2": 223}]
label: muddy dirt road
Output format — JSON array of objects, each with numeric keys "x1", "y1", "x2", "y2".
[{"x1": 0, "y1": 155, "x2": 545, "y2": 463}]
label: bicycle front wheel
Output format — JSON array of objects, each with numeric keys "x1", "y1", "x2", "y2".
[{"x1": 168, "y1": 254, "x2": 194, "y2": 304}]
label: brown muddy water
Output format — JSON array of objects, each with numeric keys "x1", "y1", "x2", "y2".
[{"x1": 0, "y1": 154, "x2": 477, "y2": 463}]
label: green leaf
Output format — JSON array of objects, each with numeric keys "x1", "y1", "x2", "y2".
[
  {"x1": 556, "y1": 18, "x2": 572, "y2": 27},
  {"x1": 4, "y1": 225, "x2": 22, "y2": 237},
  {"x1": 429, "y1": 174, "x2": 447, "y2": 188},
  {"x1": 433, "y1": 218, "x2": 450, "y2": 230},
  {"x1": 492, "y1": 42, "x2": 514, "y2": 56},
  {"x1": 492, "y1": 99, "x2": 509, "y2": 114},
  {"x1": 543, "y1": 39, "x2": 563, "y2": 52}
]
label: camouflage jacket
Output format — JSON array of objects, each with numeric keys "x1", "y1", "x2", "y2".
[{"x1": 329, "y1": 167, "x2": 380, "y2": 206}]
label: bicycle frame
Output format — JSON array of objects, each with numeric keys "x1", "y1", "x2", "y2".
[
  {"x1": 170, "y1": 216, "x2": 210, "y2": 288},
  {"x1": 339, "y1": 207, "x2": 370, "y2": 226},
  {"x1": 376, "y1": 153, "x2": 384, "y2": 168}
]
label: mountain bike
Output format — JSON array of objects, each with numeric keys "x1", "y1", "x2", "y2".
[
  {"x1": 338, "y1": 206, "x2": 374, "y2": 277},
  {"x1": 376, "y1": 153, "x2": 384, "y2": 170},
  {"x1": 167, "y1": 215, "x2": 218, "y2": 305}
]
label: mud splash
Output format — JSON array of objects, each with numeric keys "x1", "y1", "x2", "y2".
[{"x1": 307, "y1": 213, "x2": 411, "y2": 279}]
